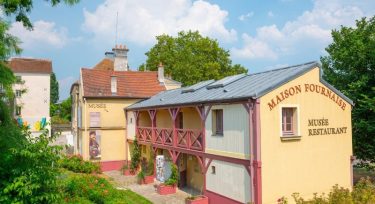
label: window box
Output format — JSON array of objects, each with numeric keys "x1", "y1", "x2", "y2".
[
  {"x1": 185, "y1": 195, "x2": 208, "y2": 204},
  {"x1": 157, "y1": 184, "x2": 177, "y2": 195}
]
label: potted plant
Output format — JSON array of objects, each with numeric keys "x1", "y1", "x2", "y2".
[
  {"x1": 130, "y1": 139, "x2": 141, "y2": 174},
  {"x1": 138, "y1": 157, "x2": 155, "y2": 184},
  {"x1": 121, "y1": 163, "x2": 134, "y2": 176},
  {"x1": 185, "y1": 195, "x2": 209, "y2": 204},
  {"x1": 157, "y1": 163, "x2": 178, "y2": 195}
]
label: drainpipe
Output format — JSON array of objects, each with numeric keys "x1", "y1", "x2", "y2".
[
  {"x1": 252, "y1": 99, "x2": 262, "y2": 204},
  {"x1": 124, "y1": 109, "x2": 128, "y2": 166},
  {"x1": 84, "y1": 97, "x2": 88, "y2": 160}
]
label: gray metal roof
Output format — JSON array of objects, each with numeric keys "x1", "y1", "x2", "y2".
[{"x1": 128, "y1": 61, "x2": 353, "y2": 110}]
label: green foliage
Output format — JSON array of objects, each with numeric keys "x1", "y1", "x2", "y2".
[
  {"x1": 59, "y1": 155, "x2": 101, "y2": 174},
  {"x1": 321, "y1": 16, "x2": 375, "y2": 166},
  {"x1": 51, "y1": 96, "x2": 72, "y2": 122},
  {"x1": 63, "y1": 173, "x2": 152, "y2": 204},
  {"x1": 280, "y1": 178, "x2": 375, "y2": 204},
  {"x1": 64, "y1": 174, "x2": 113, "y2": 204},
  {"x1": 0, "y1": 125, "x2": 64, "y2": 203},
  {"x1": 165, "y1": 163, "x2": 179, "y2": 186},
  {"x1": 0, "y1": 0, "x2": 80, "y2": 29},
  {"x1": 130, "y1": 139, "x2": 141, "y2": 173},
  {"x1": 50, "y1": 72, "x2": 59, "y2": 104},
  {"x1": 137, "y1": 170, "x2": 145, "y2": 181},
  {"x1": 140, "y1": 30, "x2": 247, "y2": 86}
]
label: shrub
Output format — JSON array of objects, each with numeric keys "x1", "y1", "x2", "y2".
[
  {"x1": 130, "y1": 139, "x2": 141, "y2": 173},
  {"x1": 60, "y1": 155, "x2": 101, "y2": 174},
  {"x1": 63, "y1": 173, "x2": 152, "y2": 204},
  {"x1": 65, "y1": 174, "x2": 113, "y2": 204},
  {"x1": 165, "y1": 163, "x2": 179, "y2": 186},
  {"x1": 283, "y1": 177, "x2": 375, "y2": 204}
]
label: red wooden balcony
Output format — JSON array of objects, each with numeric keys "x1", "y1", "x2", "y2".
[{"x1": 137, "y1": 127, "x2": 204, "y2": 152}]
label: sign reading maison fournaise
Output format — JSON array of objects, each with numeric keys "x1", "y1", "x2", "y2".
[
  {"x1": 267, "y1": 84, "x2": 347, "y2": 111},
  {"x1": 307, "y1": 118, "x2": 347, "y2": 136}
]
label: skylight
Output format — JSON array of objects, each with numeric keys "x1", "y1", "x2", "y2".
[
  {"x1": 206, "y1": 73, "x2": 246, "y2": 89},
  {"x1": 181, "y1": 80, "x2": 215, "y2": 93}
]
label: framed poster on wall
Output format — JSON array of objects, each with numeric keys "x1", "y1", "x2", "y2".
[{"x1": 89, "y1": 130, "x2": 101, "y2": 160}]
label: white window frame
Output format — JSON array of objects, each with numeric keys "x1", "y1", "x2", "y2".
[
  {"x1": 279, "y1": 105, "x2": 300, "y2": 138},
  {"x1": 16, "y1": 90, "x2": 22, "y2": 97},
  {"x1": 111, "y1": 76, "x2": 117, "y2": 94}
]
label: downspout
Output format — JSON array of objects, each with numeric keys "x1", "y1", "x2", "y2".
[
  {"x1": 248, "y1": 100, "x2": 255, "y2": 204},
  {"x1": 124, "y1": 109, "x2": 128, "y2": 166},
  {"x1": 252, "y1": 99, "x2": 262, "y2": 204},
  {"x1": 84, "y1": 97, "x2": 88, "y2": 160}
]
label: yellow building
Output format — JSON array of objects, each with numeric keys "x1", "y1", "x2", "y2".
[
  {"x1": 70, "y1": 45, "x2": 181, "y2": 171},
  {"x1": 127, "y1": 61, "x2": 353, "y2": 204}
]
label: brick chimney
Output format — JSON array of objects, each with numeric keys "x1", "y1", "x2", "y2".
[
  {"x1": 112, "y1": 44, "x2": 129, "y2": 71},
  {"x1": 158, "y1": 62, "x2": 164, "y2": 84}
]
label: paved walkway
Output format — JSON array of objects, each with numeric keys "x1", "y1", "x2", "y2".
[{"x1": 104, "y1": 170, "x2": 194, "y2": 204}]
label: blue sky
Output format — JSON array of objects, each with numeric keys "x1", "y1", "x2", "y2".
[{"x1": 8, "y1": 0, "x2": 375, "y2": 100}]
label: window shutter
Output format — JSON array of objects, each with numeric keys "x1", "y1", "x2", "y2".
[{"x1": 90, "y1": 112, "x2": 101, "y2": 127}]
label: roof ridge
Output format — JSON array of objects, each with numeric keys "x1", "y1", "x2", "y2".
[
  {"x1": 249, "y1": 61, "x2": 319, "y2": 76},
  {"x1": 10, "y1": 57, "x2": 51, "y2": 62}
]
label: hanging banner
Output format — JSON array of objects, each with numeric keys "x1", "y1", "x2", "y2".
[{"x1": 89, "y1": 130, "x2": 101, "y2": 160}]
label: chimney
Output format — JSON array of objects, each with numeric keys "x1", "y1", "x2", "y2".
[
  {"x1": 158, "y1": 62, "x2": 164, "y2": 84},
  {"x1": 112, "y1": 44, "x2": 129, "y2": 71}
]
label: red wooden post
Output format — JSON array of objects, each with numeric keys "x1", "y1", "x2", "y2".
[
  {"x1": 168, "y1": 108, "x2": 180, "y2": 148},
  {"x1": 148, "y1": 110, "x2": 157, "y2": 143}
]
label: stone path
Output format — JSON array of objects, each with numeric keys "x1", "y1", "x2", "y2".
[{"x1": 104, "y1": 170, "x2": 193, "y2": 204}]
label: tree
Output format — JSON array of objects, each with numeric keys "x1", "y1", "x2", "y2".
[
  {"x1": 139, "y1": 31, "x2": 247, "y2": 86},
  {"x1": 50, "y1": 72, "x2": 59, "y2": 104},
  {"x1": 321, "y1": 17, "x2": 375, "y2": 165},
  {"x1": 0, "y1": 0, "x2": 79, "y2": 202},
  {"x1": 51, "y1": 96, "x2": 72, "y2": 123}
]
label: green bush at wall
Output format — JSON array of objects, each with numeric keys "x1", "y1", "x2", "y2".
[
  {"x1": 278, "y1": 178, "x2": 375, "y2": 204},
  {"x1": 59, "y1": 155, "x2": 101, "y2": 174}
]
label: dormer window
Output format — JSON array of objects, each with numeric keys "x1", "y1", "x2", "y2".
[{"x1": 111, "y1": 76, "x2": 117, "y2": 94}]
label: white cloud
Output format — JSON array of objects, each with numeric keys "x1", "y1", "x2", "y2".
[
  {"x1": 267, "y1": 11, "x2": 274, "y2": 17},
  {"x1": 238, "y1": 12, "x2": 254, "y2": 21},
  {"x1": 82, "y1": 0, "x2": 237, "y2": 44},
  {"x1": 9, "y1": 20, "x2": 68, "y2": 49},
  {"x1": 231, "y1": 33, "x2": 277, "y2": 60},
  {"x1": 231, "y1": 0, "x2": 374, "y2": 60}
]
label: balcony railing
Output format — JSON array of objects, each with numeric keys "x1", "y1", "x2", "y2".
[{"x1": 137, "y1": 127, "x2": 204, "y2": 152}]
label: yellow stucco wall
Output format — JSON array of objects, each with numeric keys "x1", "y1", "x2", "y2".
[
  {"x1": 156, "y1": 109, "x2": 173, "y2": 128},
  {"x1": 260, "y1": 67, "x2": 352, "y2": 203},
  {"x1": 80, "y1": 98, "x2": 140, "y2": 161},
  {"x1": 181, "y1": 107, "x2": 202, "y2": 129},
  {"x1": 187, "y1": 155, "x2": 204, "y2": 192}
]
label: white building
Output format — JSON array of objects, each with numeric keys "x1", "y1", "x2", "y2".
[{"x1": 9, "y1": 58, "x2": 52, "y2": 137}]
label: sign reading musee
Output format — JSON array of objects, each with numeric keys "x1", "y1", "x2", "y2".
[
  {"x1": 308, "y1": 118, "x2": 347, "y2": 136},
  {"x1": 88, "y1": 103, "x2": 107, "y2": 108}
]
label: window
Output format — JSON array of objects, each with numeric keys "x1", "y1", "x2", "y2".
[
  {"x1": 16, "y1": 76, "x2": 22, "y2": 83},
  {"x1": 212, "y1": 109, "x2": 223, "y2": 135},
  {"x1": 211, "y1": 166, "x2": 216, "y2": 174},
  {"x1": 90, "y1": 112, "x2": 101, "y2": 127},
  {"x1": 281, "y1": 107, "x2": 298, "y2": 136},
  {"x1": 111, "y1": 76, "x2": 117, "y2": 94},
  {"x1": 16, "y1": 90, "x2": 22, "y2": 97},
  {"x1": 16, "y1": 106, "x2": 21, "y2": 116}
]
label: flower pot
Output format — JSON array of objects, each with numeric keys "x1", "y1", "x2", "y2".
[
  {"x1": 185, "y1": 195, "x2": 208, "y2": 204},
  {"x1": 157, "y1": 184, "x2": 177, "y2": 195},
  {"x1": 123, "y1": 169, "x2": 136, "y2": 176},
  {"x1": 138, "y1": 175, "x2": 154, "y2": 184}
]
